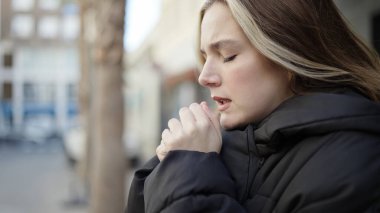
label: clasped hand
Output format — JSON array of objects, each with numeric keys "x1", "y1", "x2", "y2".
[{"x1": 156, "y1": 102, "x2": 222, "y2": 161}]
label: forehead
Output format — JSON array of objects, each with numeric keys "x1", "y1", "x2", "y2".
[
  {"x1": 201, "y1": 2, "x2": 232, "y2": 27},
  {"x1": 200, "y1": 2, "x2": 245, "y2": 49}
]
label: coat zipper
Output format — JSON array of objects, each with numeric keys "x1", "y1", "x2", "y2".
[
  {"x1": 242, "y1": 125, "x2": 266, "y2": 201},
  {"x1": 242, "y1": 155, "x2": 265, "y2": 202}
]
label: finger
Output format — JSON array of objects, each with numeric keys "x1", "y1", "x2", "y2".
[
  {"x1": 156, "y1": 143, "x2": 168, "y2": 161},
  {"x1": 161, "y1": 128, "x2": 171, "y2": 142},
  {"x1": 161, "y1": 139, "x2": 167, "y2": 147},
  {"x1": 168, "y1": 118, "x2": 182, "y2": 133},
  {"x1": 201, "y1": 102, "x2": 222, "y2": 138},
  {"x1": 189, "y1": 103, "x2": 209, "y2": 124},
  {"x1": 179, "y1": 107, "x2": 196, "y2": 131},
  {"x1": 201, "y1": 102, "x2": 220, "y2": 128}
]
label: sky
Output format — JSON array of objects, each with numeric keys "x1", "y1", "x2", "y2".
[{"x1": 124, "y1": 0, "x2": 162, "y2": 52}]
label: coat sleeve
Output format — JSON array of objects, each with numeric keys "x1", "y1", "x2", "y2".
[
  {"x1": 144, "y1": 150, "x2": 247, "y2": 213},
  {"x1": 126, "y1": 156, "x2": 160, "y2": 213}
]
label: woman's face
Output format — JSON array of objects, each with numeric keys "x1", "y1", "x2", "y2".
[{"x1": 199, "y1": 2, "x2": 293, "y2": 129}]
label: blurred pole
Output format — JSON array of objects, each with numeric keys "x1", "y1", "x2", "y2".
[{"x1": 89, "y1": 0, "x2": 127, "y2": 212}]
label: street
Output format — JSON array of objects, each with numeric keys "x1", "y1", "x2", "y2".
[{"x1": 0, "y1": 140, "x2": 88, "y2": 213}]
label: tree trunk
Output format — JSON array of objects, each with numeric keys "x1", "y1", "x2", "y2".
[
  {"x1": 89, "y1": 0, "x2": 127, "y2": 212},
  {"x1": 78, "y1": 0, "x2": 92, "y2": 194}
]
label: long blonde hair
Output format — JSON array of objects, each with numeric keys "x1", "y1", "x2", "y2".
[{"x1": 199, "y1": 0, "x2": 380, "y2": 101}]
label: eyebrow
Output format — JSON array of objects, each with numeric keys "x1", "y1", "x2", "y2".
[{"x1": 200, "y1": 39, "x2": 240, "y2": 55}]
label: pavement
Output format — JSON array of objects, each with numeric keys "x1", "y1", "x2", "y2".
[{"x1": 0, "y1": 140, "x2": 88, "y2": 213}]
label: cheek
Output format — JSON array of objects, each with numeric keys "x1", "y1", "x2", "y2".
[
  {"x1": 228, "y1": 67, "x2": 261, "y2": 96},
  {"x1": 231, "y1": 54, "x2": 268, "y2": 84},
  {"x1": 227, "y1": 62, "x2": 260, "y2": 88},
  {"x1": 235, "y1": 67, "x2": 289, "y2": 115}
]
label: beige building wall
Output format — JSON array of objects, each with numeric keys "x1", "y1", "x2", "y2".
[
  {"x1": 150, "y1": 0, "x2": 203, "y2": 73},
  {"x1": 124, "y1": 47, "x2": 161, "y2": 162},
  {"x1": 124, "y1": 0, "x2": 204, "y2": 161}
]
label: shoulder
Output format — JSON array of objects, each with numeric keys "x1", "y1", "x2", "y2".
[
  {"x1": 296, "y1": 130, "x2": 380, "y2": 184},
  {"x1": 274, "y1": 130, "x2": 380, "y2": 212}
]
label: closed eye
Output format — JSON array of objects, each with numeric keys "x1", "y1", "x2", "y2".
[{"x1": 223, "y1": 55, "x2": 237, "y2": 63}]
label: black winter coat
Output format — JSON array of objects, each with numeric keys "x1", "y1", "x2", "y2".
[{"x1": 126, "y1": 92, "x2": 380, "y2": 213}]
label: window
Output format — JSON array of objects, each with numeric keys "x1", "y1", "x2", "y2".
[
  {"x1": 11, "y1": 15, "x2": 35, "y2": 38},
  {"x1": 67, "y1": 83, "x2": 77, "y2": 102},
  {"x1": 3, "y1": 83, "x2": 13, "y2": 100},
  {"x1": 41, "y1": 84, "x2": 56, "y2": 103},
  {"x1": 12, "y1": 0, "x2": 35, "y2": 11},
  {"x1": 23, "y1": 83, "x2": 37, "y2": 102},
  {"x1": 3, "y1": 53, "x2": 13, "y2": 68},
  {"x1": 39, "y1": 0, "x2": 61, "y2": 11},
  {"x1": 62, "y1": 15, "x2": 79, "y2": 40},
  {"x1": 38, "y1": 16, "x2": 59, "y2": 39},
  {"x1": 22, "y1": 83, "x2": 56, "y2": 103}
]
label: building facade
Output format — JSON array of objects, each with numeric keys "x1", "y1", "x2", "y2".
[{"x1": 0, "y1": 0, "x2": 80, "y2": 140}]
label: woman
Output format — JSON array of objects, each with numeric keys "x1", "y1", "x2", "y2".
[{"x1": 126, "y1": 0, "x2": 380, "y2": 212}]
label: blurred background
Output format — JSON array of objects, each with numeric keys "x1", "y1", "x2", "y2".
[{"x1": 0, "y1": 0, "x2": 379, "y2": 212}]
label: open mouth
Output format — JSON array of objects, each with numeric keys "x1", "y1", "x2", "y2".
[
  {"x1": 213, "y1": 96, "x2": 231, "y2": 111},
  {"x1": 213, "y1": 96, "x2": 231, "y2": 104},
  {"x1": 217, "y1": 99, "x2": 230, "y2": 104}
]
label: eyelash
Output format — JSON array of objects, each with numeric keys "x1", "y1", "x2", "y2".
[{"x1": 223, "y1": 55, "x2": 237, "y2": 63}]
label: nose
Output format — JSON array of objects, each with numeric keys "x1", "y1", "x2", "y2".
[{"x1": 198, "y1": 61, "x2": 221, "y2": 88}]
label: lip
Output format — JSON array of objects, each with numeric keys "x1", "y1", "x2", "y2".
[{"x1": 212, "y1": 96, "x2": 232, "y2": 112}]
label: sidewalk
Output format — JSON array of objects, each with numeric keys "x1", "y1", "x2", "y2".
[{"x1": 0, "y1": 141, "x2": 88, "y2": 213}]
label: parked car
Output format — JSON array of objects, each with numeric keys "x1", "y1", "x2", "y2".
[
  {"x1": 63, "y1": 126, "x2": 141, "y2": 168},
  {"x1": 23, "y1": 115, "x2": 62, "y2": 144}
]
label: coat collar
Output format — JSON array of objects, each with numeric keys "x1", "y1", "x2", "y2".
[{"x1": 247, "y1": 92, "x2": 380, "y2": 157}]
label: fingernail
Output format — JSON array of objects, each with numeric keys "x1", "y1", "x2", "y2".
[{"x1": 201, "y1": 101, "x2": 209, "y2": 111}]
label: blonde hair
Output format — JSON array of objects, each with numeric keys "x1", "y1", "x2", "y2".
[{"x1": 199, "y1": 0, "x2": 380, "y2": 101}]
